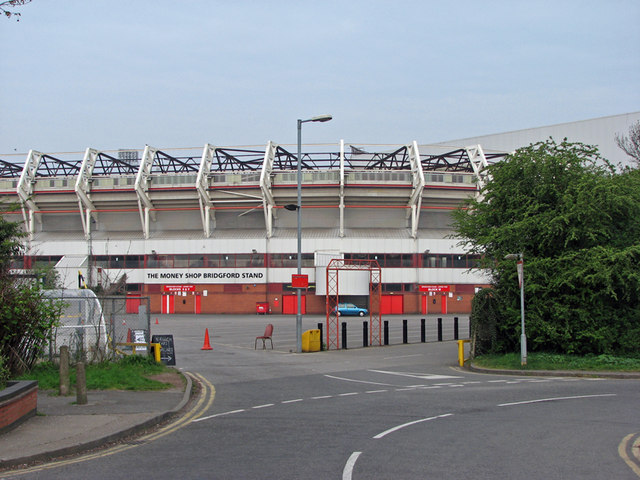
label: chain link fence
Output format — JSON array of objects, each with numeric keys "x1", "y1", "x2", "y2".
[{"x1": 45, "y1": 291, "x2": 150, "y2": 363}]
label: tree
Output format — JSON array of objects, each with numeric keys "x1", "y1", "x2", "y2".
[
  {"x1": 0, "y1": 0, "x2": 31, "y2": 21},
  {"x1": 0, "y1": 214, "x2": 62, "y2": 379},
  {"x1": 453, "y1": 139, "x2": 640, "y2": 356},
  {"x1": 615, "y1": 121, "x2": 640, "y2": 167}
]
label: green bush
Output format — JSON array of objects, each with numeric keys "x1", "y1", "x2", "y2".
[
  {"x1": 453, "y1": 140, "x2": 640, "y2": 356},
  {"x1": 0, "y1": 214, "x2": 64, "y2": 377},
  {"x1": 0, "y1": 354, "x2": 9, "y2": 389}
]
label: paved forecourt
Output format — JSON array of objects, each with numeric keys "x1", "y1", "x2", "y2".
[{"x1": 7, "y1": 314, "x2": 638, "y2": 480}]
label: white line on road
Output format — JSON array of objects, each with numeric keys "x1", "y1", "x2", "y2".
[
  {"x1": 338, "y1": 392, "x2": 359, "y2": 397},
  {"x1": 252, "y1": 404, "x2": 274, "y2": 409},
  {"x1": 343, "y1": 452, "x2": 362, "y2": 480},
  {"x1": 373, "y1": 413, "x2": 453, "y2": 439},
  {"x1": 369, "y1": 369, "x2": 462, "y2": 380},
  {"x1": 325, "y1": 374, "x2": 397, "y2": 387},
  {"x1": 281, "y1": 398, "x2": 303, "y2": 404},
  {"x1": 498, "y1": 393, "x2": 616, "y2": 407},
  {"x1": 311, "y1": 395, "x2": 332, "y2": 400},
  {"x1": 365, "y1": 389, "x2": 388, "y2": 394},
  {"x1": 192, "y1": 409, "x2": 245, "y2": 423}
]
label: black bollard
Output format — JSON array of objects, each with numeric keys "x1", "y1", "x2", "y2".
[
  {"x1": 437, "y1": 317, "x2": 443, "y2": 341},
  {"x1": 384, "y1": 320, "x2": 389, "y2": 345},
  {"x1": 454, "y1": 317, "x2": 459, "y2": 340},
  {"x1": 342, "y1": 322, "x2": 347, "y2": 350},
  {"x1": 402, "y1": 319, "x2": 408, "y2": 344},
  {"x1": 317, "y1": 322, "x2": 324, "y2": 351},
  {"x1": 421, "y1": 318, "x2": 426, "y2": 343},
  {"x1": 363, "y1": 321, "x2": 369, "y2": 347}
]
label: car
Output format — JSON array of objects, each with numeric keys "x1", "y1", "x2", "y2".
[{"x1": 334, "y1": 303, "x2": 368, "y2": 316}]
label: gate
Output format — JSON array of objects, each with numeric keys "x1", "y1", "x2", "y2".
[{"x1": 326, "y1": 259, "x2": 381, "y2": 350}]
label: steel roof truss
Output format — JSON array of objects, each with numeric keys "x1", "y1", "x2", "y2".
[
  {"x1": 197, "y1": 144, "x2": 216, "y2": 237},
  {"x1": 0, "y1": 159, "x2": 23, "y2": 178},
  {"x1": 407, "y1": 141, "x2": 425, "y2": 238},
  {"x1": 75, "y1": 148, "x2": 100, "y2": 238},
  {"x1": 466, "y1": 144, "x2": 490, "y2": 194},
  {"x1": 16, "y1": 150, "x2": 43, "y2": 235},
  {"x1": 134, "y1": 146, "x2": 158, "y2": 239},
  {"x1": 260, "y1": 141, "x2": 277, "y2": 238}
]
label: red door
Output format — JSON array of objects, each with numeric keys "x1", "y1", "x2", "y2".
[
  {"x1": 283, "y1": 295, "x2": 306, "y2": 314},
  {"x1": 195, "y1": 294, "x2": 201, "y2": 314},
  {"x1": 126, "y1": 295, "x2": 142, "y2": 314},
  {"x1": 161, "y1": 295, "x2": 175, "y2": 314},
  {"x1": 381, "y1": 295, "x2": 403, "y2": 314},
  {"x1": 391, "y1": 295, "x2": 403, "y2": 314},
  {"x1": 441, "y1": 294, "x2": 448, "y2": 314}
]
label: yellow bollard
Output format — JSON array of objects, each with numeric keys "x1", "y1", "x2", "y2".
[
  {"x1": 151, "y1": 343, "x2": 161, "y2": 363},
  {"x1": 457, "y1": 339, "x2": 470, "y2": 367}
]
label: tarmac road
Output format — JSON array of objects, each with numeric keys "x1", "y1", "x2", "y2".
[{"x1": 4, "y1": 314, "x2": 639, "y2": 479}]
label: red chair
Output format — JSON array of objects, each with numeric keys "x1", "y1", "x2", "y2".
[{"x1": 255, "y1": 324, "x2": 274, "y2": 350}]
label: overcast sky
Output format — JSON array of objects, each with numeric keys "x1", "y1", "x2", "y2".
[{"x1": 1, "y1": 0, "x2": 639, "y2": 156}]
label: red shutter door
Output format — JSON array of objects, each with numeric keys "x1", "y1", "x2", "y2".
[
  {"x1": 391, "y1": 295, "x2": 404, "y2": 314},
  {"x1": 283, "y1": 295, "x2": 306, "y2": 314}
]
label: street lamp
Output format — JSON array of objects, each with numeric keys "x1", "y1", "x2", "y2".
[
  {"x1": 294, "y1": 114, "x2": 332, "y2": 353},
  {"x1": 504, "y1": 253, "x2": 526, "y2": 365}
]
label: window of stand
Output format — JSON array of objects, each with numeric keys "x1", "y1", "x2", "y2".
[
  {"x1": 343, "y1": 253, "x2": 414, "y2": 267},
  {"x1": 268, "y1": 254, "x2": 313, "y2": 268},
  {"x1": 86, "y1": 253, "x2": 483, "y2": 269}
]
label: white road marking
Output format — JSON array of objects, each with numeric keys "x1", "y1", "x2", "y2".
[
  {"x1": 343, "y1": 452, "x2": 362, "y2": 480},
  {"x1": 338, "y1": 392, "x2": 359, "y2": 397},
  {"x1": 281, "y1": 398, "x2": 303, "y2": 404},
  {"x1": 498, "y1": 393, "x2": 616, "y2": 407},
  {"x1": 365, "y1": 389, "x2": 388, "y2": 394},
  {"x1": 311, "y1": 395, "x2": 332, "y2": 400},
  {"x1": 369, "y1": 369, "x2": 462, "y2": 380},
  {"x1": 325, "y1": 374, "x2": 397, "y2": 387},
  {"x1": 192, "y1": 409, "x2": 245, "y2": 423},
  {"x1": 373, "y1": 413, "x2": 453, "y2": 439},
  {"x1": 252, "y1": 404, "x2": 274, "y2": 409}
]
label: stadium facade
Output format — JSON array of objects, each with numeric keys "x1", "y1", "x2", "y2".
[{"x1": 1, "y1": 112, "x2": 637, "y2": 316}]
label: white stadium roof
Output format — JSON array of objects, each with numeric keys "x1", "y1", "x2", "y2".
[{"x1": 433, "y1": 112, "x2": 640, "y2": 168}]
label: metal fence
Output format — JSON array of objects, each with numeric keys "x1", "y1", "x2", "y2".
[{"x1": 46, "y1": 295, "x2": 150, "y2": 363}]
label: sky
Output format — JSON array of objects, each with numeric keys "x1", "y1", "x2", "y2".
[{"x1": 1, "y1": 0, "x2": 639, "y2": 157}]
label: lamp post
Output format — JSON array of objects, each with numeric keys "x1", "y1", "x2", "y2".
[
  {"x1": 294, "y1": 114, "x2": 332, "y2": 353},
  {"x1": 504, "y1": 253, "x2": 526, "y2": 365}
]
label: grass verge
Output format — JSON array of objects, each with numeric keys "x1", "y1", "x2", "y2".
[
  {"x1": 473, "y1": 352, "x2": 640, "y2": 372},
  {"x1": 17, "y1": 355, "x2": 177, "y2": 391}
]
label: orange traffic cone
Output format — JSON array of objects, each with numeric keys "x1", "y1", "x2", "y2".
[
  {"x1": 201, "y1": 328, "x2": 213, "y2": 350},
  {"x1": 126, "y1": 328, "x2": 132, "y2": 343},
  {"x1": 155, "y1": 318, "x2": 159, "y2": 325}
]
